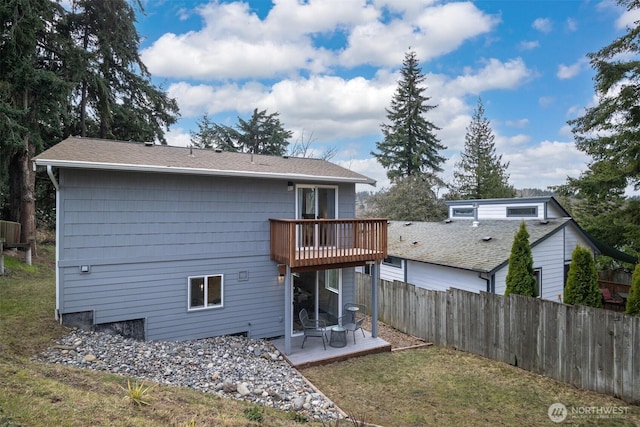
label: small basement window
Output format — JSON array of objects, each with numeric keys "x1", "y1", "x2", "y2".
[
  {"x1": 188, "y1": 274, "x2": 223, "y2": 310},
  {"x1": 383, "y1": 256, "x2": 402, "y2": 268},
  {"x1": 506, "y1": 206, "x2": 538, "y2": 217},
  {"x1": 452, "y1": 207, "x2": 474, "y2": 217}
]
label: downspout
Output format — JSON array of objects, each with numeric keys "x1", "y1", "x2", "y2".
[
  {"x1": 47, "y1": 165, "x2": 59, "y2": 190},
  {"x1": 46, "y1": 165, "x2": 61, "y2": 320}
]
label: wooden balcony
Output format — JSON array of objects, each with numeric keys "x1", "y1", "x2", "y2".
[{"x1": 270, "y1": 218, "x2": 388, "y2": 271}]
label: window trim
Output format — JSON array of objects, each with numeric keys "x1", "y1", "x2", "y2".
[
  {"x1": 188, "y1": 274, "x2": 224, "y2": 311},
  {"x1": 506, "y1": 206, "x2": 538, "y2": 217},
  {"x1": 323, "y1": 269, "x2": 341, "y2": 294},
  {"x1": 383, "y1": 256, "x2": 402, "y2": 268},
  {"x1": 452, "y1": 207, "x2": 474, "y2": 217},
  {"x1": 534, "y1": 268, "x2": 542, "y2": 298}
]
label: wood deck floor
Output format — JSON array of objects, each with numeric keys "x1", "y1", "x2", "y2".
[{"x1": 270, "y1": 329, "x2": 391, "y2": 369}]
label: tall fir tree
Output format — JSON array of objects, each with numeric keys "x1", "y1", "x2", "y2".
[
  {"x1": 372, "y1": 50, "x2": 446, "y2": 181},
  {"x1": 452, "y1": 98, "x2": 515, "y2": 199},
  {"x1": 190, "y1": 109, "x2": 292, "y2": 155},
  {"x1": 561, "y1": 0, "x2": 640, "y2": 260},
  {"x1": 1, "y1": 0, "x2": 180, "y2": 239},
  {"x1": 0, "y1": 0, "x2": 69, "y2": 243},
  {"x1": 564, "y1": 246, "x2": 602, "y2": 307},
  {"x1": 626, "y1": 263, "x2": 640, "y2": 316},
  {"x1": 505, "y1": 221, "x2": 537, "y2": 297},
  {"x1": 65, "y1": 0, "x2": 179, "y2": 143},
  {"x1": 235, "y1": 108, "x2": 292, "y2": 156}
]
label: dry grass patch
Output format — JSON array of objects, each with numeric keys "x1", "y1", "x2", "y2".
[
  {"x1": 302, "y1": 347, "x2": 640, "y2": 427},
  {"x1": 0, "y1": 247, "x2": 325, "y2": 427}
]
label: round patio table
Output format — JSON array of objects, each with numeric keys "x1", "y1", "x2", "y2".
[{"x1": 329, "y1": 326, "x2": 347, "y2": 348}]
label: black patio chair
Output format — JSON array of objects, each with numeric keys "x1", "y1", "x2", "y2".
[{"x1": 299, "y1": 308, "x2": 327, "y2": 350}]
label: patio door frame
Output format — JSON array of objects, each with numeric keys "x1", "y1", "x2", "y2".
[
  {"x1": 295, "y1": 184, "x2": 338, "y2": 249},
  {"x1": 291, "y1": 269, "x2": 342, "y2": 337},
  {"x1": 292, "y1": 184, "x2": 341, "y2": 337}
]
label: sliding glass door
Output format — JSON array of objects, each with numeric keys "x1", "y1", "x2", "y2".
[{"x1": 292, "y1": 269, "x2": 341, "y2": 335}]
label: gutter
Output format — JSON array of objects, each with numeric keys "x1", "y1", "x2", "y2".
[{"x1": 34, "y1": 159, "x2": 376, "y2": 186}]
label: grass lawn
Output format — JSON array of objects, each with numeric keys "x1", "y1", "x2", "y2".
[
  {"x1": 303, "y1": 347, "x2": 640, "y2": 426},
  {"x1": 0, "y1": 247, "x2": 317, "y2": 427},
  {"x1": 1, "y1": 246, "x2": 638, "y2": 426}
]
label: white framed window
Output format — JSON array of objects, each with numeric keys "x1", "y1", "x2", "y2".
[
  {"x1": 452, "y1": 207, "x2": 474, "y2": 217},
  {"x1": 383, "y1": 256, "x2": 402, "y2": 268},
  {"x1": 188, "y1": 274, "x2": 223, "y2": 310},
  {"x1": 534, "y1": 268, "x2": 542, "y2": 297},
  {"x1": 324, "y1": 269, "x2": 340, "y2": 293},
  {"x1": 506, "y1": 206, "x2": 537, "y2": 217}
]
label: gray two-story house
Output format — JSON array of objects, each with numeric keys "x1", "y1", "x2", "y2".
[{"x1": 35, "y1": 137, "x2": 387, "y2": 355}]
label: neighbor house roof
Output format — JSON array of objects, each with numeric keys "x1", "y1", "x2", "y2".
[
  {"x1": 387, "y1": 218, "x2": 585, "y2": 273},
  {"x1": 34, "y1": 137, "x2": 376, "y2": 185},
  {"x1": 445, "y1": 196, "x2": 571, "y2": 218}
]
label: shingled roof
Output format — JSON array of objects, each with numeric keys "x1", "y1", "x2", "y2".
[
  {"x1": 387, "y1": 218, "x2": 574, "y2": 273},
  {"x1": 34, "y1": 137, "x2": 375, "y2": 185}
]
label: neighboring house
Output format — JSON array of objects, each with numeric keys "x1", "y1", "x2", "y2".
[
  {"x1": 360, "y1": 197, "x2": 599, "y2": 301},
  {"x1": 34, "y1": 137, "x2": 386, "y2": 354}
]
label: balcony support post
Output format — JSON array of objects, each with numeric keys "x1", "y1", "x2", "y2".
[
  {"x1": 284, "y1": 264, "x2": 292, "y2": 355},
  {"x1": 370, "y1": 261, "x2": 379, "y2": 338}
]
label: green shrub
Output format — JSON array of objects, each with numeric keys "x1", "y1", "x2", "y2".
[
  {"x1": 243, "y1": 406, "x2": 263, "y2": 423},
  {"x1": 505, "y1": 221, "x2": 537, "y2": 297},
  {"x1": 564, "y1": 246, "x2": 602, "y2": 307},
  {"x1": 625, "y1": 263, "x2": 640, "y2": 316}
]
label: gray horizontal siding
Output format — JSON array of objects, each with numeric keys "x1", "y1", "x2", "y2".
[{"x1": 57, "y1": 168, "x2": 357, "y2": 341}]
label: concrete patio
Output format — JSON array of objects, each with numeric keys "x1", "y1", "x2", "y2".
[{"x1": 270, "y1": 329, "x2": 391, "y2": 368}]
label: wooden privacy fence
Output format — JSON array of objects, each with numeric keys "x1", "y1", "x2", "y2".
[{"x1": 356, "y1": 273, "x2": 640, "y2": 403}]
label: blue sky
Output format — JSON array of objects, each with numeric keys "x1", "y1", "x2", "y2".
[{"x1": 134, "y1": 0, "x2": 638, "y2": 192}]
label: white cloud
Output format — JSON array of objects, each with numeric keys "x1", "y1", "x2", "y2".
[
  {"x1": 447, "y1": 58, "x2": 533, "y2": 95},
  {"x1": 504, "y1": 140, "x2": 588, "y2": 190},
  {"x1": 532, "y1": 17, "x2": 552, "y2": 34},
  {"x1": 557, "y1": 58, "x2": 588, "y2": 79},
  {"x1": 341, "y1": 2, "x2": 499, "y2": 67},
  {"x1": 518, "y1": 40, "x2": 539, "y2": 50},
  {"x1": 539, "y1": 96, "x2": 554, "y2": 107},
  {"x1": 566, "y1": 17, "x2": 578, "y2": 32},
  {"x1": 616, "y1": 5, "x2": 640, "y2": 29},
  {"x1": 505, "y1": 118, "x2": 529, "y2": 128},
  {"x1": 165, "y1": 127, "x2": 192, "y2": 147}
]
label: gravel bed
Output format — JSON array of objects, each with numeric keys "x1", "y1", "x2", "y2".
[{"x1": 34, "y1": 329, "x2": 341, "y2": 421}]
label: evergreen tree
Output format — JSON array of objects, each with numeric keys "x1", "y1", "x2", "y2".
[
  {"x1": 190, "y1": 114, "x2": 236, "y2": 151},
  {"x1": 564, "y1": 246, "x2": 602, "y2": 307},
  {"x1": 235, "y1": 108, "x2": 292, "y2": 155},
  {"x1": 190, "y1": 109, "x2": 292, "y2": 155},
  {"x1": 1, "y1": 0, "x2": 180, "y2": 237},
  {"x1": 505, "y1": 221, "x2": 537, "y2": 297},
  {"x1": 372, "y1": 50, "x2": 446, "y2": 181},
  {"x1": 366, "y1": 174, "x2": 447, "y2": 221},
  {"x1": 562, "y1": 0, "x2": 640, "y2": 259},
  {"x1": 625, "y1": 263, "x2": 640, "y2": 316},
  {"x1": 65, "y1": 0, "x2": 179, "y2": 143},
  {"x1": 0, "y1": 0, "x2": 69, "y2": 242},
  {"x1": 452, "y1": 98, "x2": 515, "y2": 199}
]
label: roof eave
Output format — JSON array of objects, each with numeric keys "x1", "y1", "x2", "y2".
[{"x1": 33, "y1": 159, "x2": 376, "y2": 185}]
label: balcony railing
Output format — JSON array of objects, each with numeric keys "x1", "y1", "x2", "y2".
[{"x1": 270, "y1": 218, "x2": 388, "y2": 270}]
